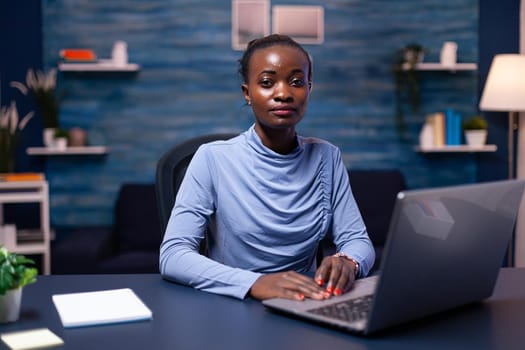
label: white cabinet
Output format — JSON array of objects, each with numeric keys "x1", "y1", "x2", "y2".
[{"x1": 0, "y1": 180, "x2": 51, "y2": 275}]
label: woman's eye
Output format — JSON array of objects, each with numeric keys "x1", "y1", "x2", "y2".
[
  {"x1": 291, "y1": 78, "x2": 306, "y2": 87},
  {"x1": 259, "y1": 79, "x2": 273, "y2": 88}
]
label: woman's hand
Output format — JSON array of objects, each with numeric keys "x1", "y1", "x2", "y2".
[
  {"x1": 314, "y1": 255, "x2": 358, "y2": 296},
  {"x1": 249, "y1": 271, "x2": 329, "y2": 301}
]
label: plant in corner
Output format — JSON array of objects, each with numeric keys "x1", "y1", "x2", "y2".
[
  {"x1": 11, "y1": 69, "x2": 62, "y2": 148},
  {"x1": 0, "y1": 246, "x2": 38, "y2": 323},
  {"x1": 462, "y1": 115, "x2": 488, "y2": 147},
  {"x1": 10, "y1": 68, "x2": 61, "y2": 129},
  {"x1": 393, "y1": 43, "x2": 426, "y2": 136},
  {"x1": 0, "y1": 102, "x2": 34, "y2": 173}
]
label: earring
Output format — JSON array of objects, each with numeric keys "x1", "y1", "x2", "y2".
[{"x1": 247, "y1": 100, "x2": 251, "y2": 106}]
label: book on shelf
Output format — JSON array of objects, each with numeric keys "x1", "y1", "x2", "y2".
[
  {"x1": 419, "y1": 110, "x2": 463, "y2": 149},
  {"x1": 444, "y1": 109, "x2": 462, "y2": 146},
  {"x1": 59, "y1": 49, "x2": 97, "y2": 62},
  {"x1": 0, "y1": 173, "x2": 45, "y2": 182}
]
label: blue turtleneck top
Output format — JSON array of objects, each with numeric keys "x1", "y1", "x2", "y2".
[{"x1": 160, "y1": 125, "x2": 375, "y2": 299}]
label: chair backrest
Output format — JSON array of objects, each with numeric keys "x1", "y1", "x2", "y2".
[{"x1": 155, "y1": 133, "x2": 239, "y2": 235}]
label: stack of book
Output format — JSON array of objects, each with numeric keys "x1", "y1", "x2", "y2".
[
  {"x1": 0, "y1": 172, "x2": 44, "y2": 182},
  {"x1": 420, "y1": 110, "x2": 463, "y2": 149}
]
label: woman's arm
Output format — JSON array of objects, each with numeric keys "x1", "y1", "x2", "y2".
[
  {"x1": 159, "y1": 147, "x2": 261, "y2": 299},
  {"x1": 314, "y1": 148, "x2": 376, "y2": 295}
]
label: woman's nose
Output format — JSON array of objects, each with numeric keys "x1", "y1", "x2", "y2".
[{"x1": 273, "y1": 82, "x2": 293, "y2": 101}]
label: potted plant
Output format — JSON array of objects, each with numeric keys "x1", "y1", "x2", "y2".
[
  {"x1": 10, "y1": 68, "x2": 61, "y2": 147},
  {"x1": 0, "y1": 246, "x2": 38, "y2": 323},
  {"x1": 53, "y1": 128, "x2": 69, "y2": 150},
  {"x1": 462, "y1": 115, "x2": 488, "y2": 147},
  {"x1": 0, "y1": 102, "x2": 34, "y2": 173},
  {"x1": 393, "y1": 43, "x2": 426, "y2": 135}
]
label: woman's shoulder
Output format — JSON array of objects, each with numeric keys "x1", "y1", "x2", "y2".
[
  {"x1": 299, "y1": 135, "x2": 340, "y2": 153},
  {"x1": 197, "y1": 133, "x2": 243, "y2": 153}
]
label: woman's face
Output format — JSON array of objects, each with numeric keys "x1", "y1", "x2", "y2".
[{"x1": 242, "y1": 45, "x2": 311, "y2": 132}]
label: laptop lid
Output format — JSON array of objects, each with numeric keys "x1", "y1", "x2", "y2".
[
  {"x1": 366, "y1": 179, "x2": 525, "y2": 333},
  {"x1": 263, "y1": 179, "x2": 525, "y2": 335}
]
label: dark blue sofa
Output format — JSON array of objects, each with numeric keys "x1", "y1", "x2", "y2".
[
  {"x1": 51, "y1": 169, "x2": 405, "y2": 274},
  {"x1": 52, "y1": 184, "x2": 162, "y2": 274}
]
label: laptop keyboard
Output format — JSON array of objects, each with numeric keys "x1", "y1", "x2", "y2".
[{"x1": 306, "y1": 294, "x2": 373, "y2": 323}]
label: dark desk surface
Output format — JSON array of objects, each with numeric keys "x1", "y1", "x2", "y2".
[{"x1": 2, "y1": 268, "x2": 525, "y2": 350}]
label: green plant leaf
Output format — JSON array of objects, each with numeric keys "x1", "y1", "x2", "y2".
[
  {"x1": 0, "y1": 247, "x2": 38, "y2": 294},
  {"x1": 0, "y1": 265, "x2": 15, "y2": 295}
]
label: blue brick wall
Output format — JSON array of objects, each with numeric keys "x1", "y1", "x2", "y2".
[{"x1": 42, "y1": 0, "x2": 480, "y2": 227}]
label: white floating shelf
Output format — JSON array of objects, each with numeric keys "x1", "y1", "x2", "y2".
[
  {"x1": 402, "y1": 62, "x2": 478, "y2": 71},
  {"x1": 58, "y1": 59, "x2": 140, "y2": 72},
  {"x1": 415, "y1": 145, "x2": 497, "y2": 153},
  {"x1": 27, "y1": 146, "x2": 109, "y2": 155}
]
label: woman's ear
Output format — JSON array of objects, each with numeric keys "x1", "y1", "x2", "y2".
[{"x1": 241, "y1": 84, "x2": 250, "y2": 105}]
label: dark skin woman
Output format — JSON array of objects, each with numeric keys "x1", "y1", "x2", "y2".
[
  {"x1": 240, "y1": 35, "x2": 360, "y2": 300},
  {"x1": 160, "y1": 34, "x2": 374, "y2": 301}
]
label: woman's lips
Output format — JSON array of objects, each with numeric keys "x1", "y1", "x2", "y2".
[{"x1": 271, "y1": 107, "x2": 296, "y2": 117}]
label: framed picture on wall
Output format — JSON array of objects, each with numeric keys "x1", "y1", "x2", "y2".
[
  {"x1": 272, "y1": 5, "x2": 324, "y2": 45},
  {"x1": 232, "y1": 0, "x2": 270, "y2": 51}
]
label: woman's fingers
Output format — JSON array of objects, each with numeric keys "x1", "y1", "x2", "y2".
[
  {"x1": 249, "y1": 271, "x2": 328, "y2": 300},
  {"x1": 315, "y1": 256, "x2": 356, "y2": 296}
]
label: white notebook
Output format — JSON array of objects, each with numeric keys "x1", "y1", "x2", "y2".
[{"x1": 52, "y1": 288, "x2": 153, "y2": 328}]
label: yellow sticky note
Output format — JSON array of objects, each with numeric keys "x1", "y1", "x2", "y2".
[{"x1": 1, "y1": 328, "x2": 64, "y2": 349}]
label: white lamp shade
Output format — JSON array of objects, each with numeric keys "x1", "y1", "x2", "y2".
[{"x1": 479, "y1": 54, "x2": 525, "y2": 111}]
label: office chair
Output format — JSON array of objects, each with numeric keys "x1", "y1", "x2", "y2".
[{"x1": 155, "y1": 133, "x2": 239, "y2": 235}]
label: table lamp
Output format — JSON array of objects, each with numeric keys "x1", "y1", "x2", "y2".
[{"x1": 479, "y1": 54, "x2": 525, "y2": 179}]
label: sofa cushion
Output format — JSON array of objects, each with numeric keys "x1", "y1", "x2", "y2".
[
  {"x1": 114, "y1": 184, "x2": 163, "y2": 252},
  {"x1": 348, "y1": 169, "x2": 406, "y2": 247}
]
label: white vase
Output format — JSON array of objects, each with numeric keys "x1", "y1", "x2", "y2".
[
  {"x1": 43, "y1": 128, "x2": 56, "y2": 148},
  {"x1": 419, "y1": 122, "x2": 434, "y2": 149},
  {"x1": 465, "y1": 130, "x2": 487, "y2": 147},
  {"x1": 0, "y1": 288, "x2": 22, "y2": 323}
]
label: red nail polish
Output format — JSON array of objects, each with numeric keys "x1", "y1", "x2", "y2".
[
  {"x1": 317, "y1": 279, "x2": 324, "y2": 286},
  {"x1": 297, "y1": 293, "x2": 305, "y2": 300},
  {"x1": 334, "y1": 288, "x2": 342, "y2": 296},
  {"x1": 326, "y1": 286, "x2": 334, "y2": 293}
]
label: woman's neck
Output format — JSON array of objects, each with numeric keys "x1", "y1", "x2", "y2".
[{"x1": 254, "y1": 124, "x2": 297, "y2": 155}]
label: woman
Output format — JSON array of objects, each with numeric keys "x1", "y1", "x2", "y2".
[{"x1": 160, "y1": 34, "x2": 375, "y2": 301}]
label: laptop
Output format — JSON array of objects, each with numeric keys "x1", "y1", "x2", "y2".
[{"x1": 263, "y1": 179, "x2": 525, "y2": 335}]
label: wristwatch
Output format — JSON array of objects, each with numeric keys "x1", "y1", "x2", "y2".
[{"x1": 333, "y1": 252, "x2": 359, "y2": 277}]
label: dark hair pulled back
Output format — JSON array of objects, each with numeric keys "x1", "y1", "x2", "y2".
[{"x1": 238, "y1": 34, "x2": 312, "y2": 84}]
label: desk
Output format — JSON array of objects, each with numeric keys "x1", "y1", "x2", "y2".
[{"x1": 2, "y1": 268, "x2": 525, "y2": 350}]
